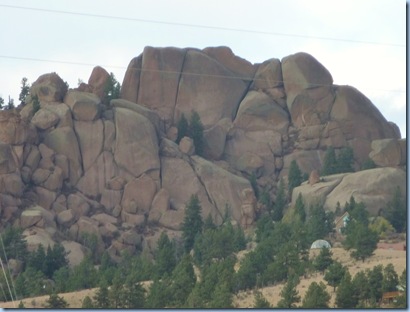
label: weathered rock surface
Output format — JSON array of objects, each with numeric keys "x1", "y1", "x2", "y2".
[
  {"x1": 292, "y1": 168, "x2": 406, "y2": 216},
  {"x1": 369, "y1": 138, "x2": 406, "y2": 167},
  {"x1": 174, "y1": 49, "x2": 248, "y2": 129},
  {"x1": 114, "y1": 107, "x2": 159, "y2": 178},
  {"x1": 64, "y1": 90, "x2": 101, "y2": 121},
  {"x1": 0, "y1": 47, "x2": 404, "y2": 261},
  {"x1": 30, "y1": 73, "x2": 68, "y2": 102}
]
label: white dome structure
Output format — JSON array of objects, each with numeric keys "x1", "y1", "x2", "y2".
[{"x1": 310, "y1": 239, "x2": 331, "y2": 249}]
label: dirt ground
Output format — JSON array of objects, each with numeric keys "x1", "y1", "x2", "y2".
[{"x1": 0, "y1": 247, "x2": 405, "y2": 308}]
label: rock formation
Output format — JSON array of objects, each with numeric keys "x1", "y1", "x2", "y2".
[{"x1": 0, "y1": 47, "x2": 405, "y2": 264}]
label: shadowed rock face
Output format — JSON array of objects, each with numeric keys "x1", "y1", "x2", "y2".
[{"x1": 0, "y1": 47, "x2": 404, "y2": 261}]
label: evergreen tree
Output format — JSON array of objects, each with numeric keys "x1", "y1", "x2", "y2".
[
  {"x1": 336, "y1": 146, "x2": 355, "y2": 173},
  {"x1": 43, "y1": 243, "x2": 69, "y2": 278},
  {"x1": 382, "y1": 263, "x2": 399, "y2": 293},
  {"x1": 352, "y1": 270, "x2": 370, "y2": 307},
  {"x1": 259, "y1": 189, "x2": 273, "y2": 216},
  {"x1": 361, "y1": 158, "x2": 376, "y2": 170},
  {"x1": 313, "y1": 247, "x2": 333, "y2": 274},
  {"x1": 367, "y1": 264, "x2": 383, "y2": 303},
  {"x1": 108, "y1": 273, "x2": 125, "y2": 308},
  {"x1": 384, "y1": 186, "x2": 406, "y2": 233},
  {"x1": 123, "y1": 273, "x2": 145, "y2": 308},
  {"x1": 343, "y1": 222, "x2": 378, "y2": 262},
  {"x1": 189, "y1": 110, "x2": 205, "y2": 156},
  {"x1": 176, "y1": 113, "x2": 189, "y2": 144},
  {"x1": 294, "y1": 193, "x2": 306, "y2": 222},
  {"x1": 249, "y1": 172, "x2": 259, "y2": 199},
  {"x1": 45, "y1": 293, "x2": 69, "y2": 308},
  {"x1": 1, "y1": 226, "x2": 28, "y2": 262},
  {"x1": 207, "y1": 281, "x2": 233, "y2": 308},
  {"x1": 81, "y1": 296, "x2": 94, "y2": 308},
  {"x1": 324, "y1": 260, "x2": 346, "y2": 292},
  {"x1": 170, "y1": 254, "x2": 196, "y2": 306},
  {"x1": 272, "y1": 178, "x2": 286, "y2": 221},
  {"x1": 103, "y1": 72, "x2": 120, "y2": 106},
  {"x1": 19, "y1": 77, "x2": 30, "y2": 105},
  {"x1": 306, "y1": 203, "x2": 332, "y2": 242},
  {"x1": 203, "y1": 214, "x2": 216, "y2": 231},
  {"x1": 182, "y1": 194, "x2": 203, "y2": 252},
  {"x1": 155, "y1": 232, "x2": 177, "y2": 278},
  {"x1": 288, "y1": 160, "x2": 302, "y2": 195},
  {"x1": 335, "y1": 271, "x2": 357, "y2": 308},
  {"x1": 395, "y1": 269, "x2": 406, "y2": 308},
  {"x1": 93, "y1": 279, "x2": 110, "y2": 308},
  {"x1": 277, "y1": 275, "x2": 300, "y2": 308},
  {"x1": 52, "y1": 266, "x2": 70, "y2": 293},
  {"x1": 302, "y1": 281, "x2": 331, "y2": 308},
  {"x1": 322, "y1": 147, "x2": 337, "y2": 175},
  {"x1": 18, "y1": 301, "x2": 25, "y2": 308},
  {"x1": 253, "y1": 290, "x2": 272, "y2": 308},
  {"x1": 0, "y1": 97, "x2": 3, "y2": 109},
  {"x1": 145, "y1": 277, "x2": 171, "y2": 308}
]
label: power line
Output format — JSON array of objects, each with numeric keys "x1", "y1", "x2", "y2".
[
  {"x1": 0, "y1": 4, "x2": 405, "y2": 48},
  {"x1": 0, "y1": 55, "x2": 405, "y2": 94}
]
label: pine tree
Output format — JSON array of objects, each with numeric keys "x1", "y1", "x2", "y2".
[
  {"x1": 272, "y1": 178, "x2": 286, "y2": 221},
  {"x1": 322, "y1": 147, "x2": 337, "y2": 175},
  {"x1": 19, "y1": 77, "x2": 30, "y2": 105},
  {"x1": 335, "y1": 271, "x2": 358, "y2": 308},
  {"x1": 382, "y1": 263, "x2": 399, "y2": 293},
  {"x1": 302, "y1": 281, "x2": 331, "y2": 308},
  {"x1": 155, "y1": 232, "x2": 177, "y2": 278},
  {"x1": 288, "y1": 160, "x2": 302, "y2": 195},
  {"x1": 277, "y1": 275, "x2": 300, "y2": 308},
  {"x1": 189, "y1": 110, "x2": 205, "y2": 156},
  {"x1": 45, "y1": 293, "x2": 69, "y2": 308},
  {"x1": 253, "y1": 290, "x2": 272, "y2": 308},
  {"x1": 384, "y1": 186, "x2": 406, "y2": 233},
  {"x1": 207, "y1": 281, "x2": 233, "y2": 308},
  {"x1": 352, "y1": 270, "x2": 370, "y2": 307},
  {"x1": 93, "y1": 279, "x2": 110, "y2": 308},
  {"x1": 103, "y1": 72, "x2": 120, "y2": 106},
  {"x1": 81, "y1": 296, "x2": 94, "y2": 308},
  {"x1": 182, "y1": 194, "x2": 203, "y2": 252},
  {"x1": 344, "y1": 222, "x2": 378, "y2": 262},
  {"x1": 294, "y1": 193, "x2": 306, "y2": 222},
  {"x1": 176, "y1": 113, "x2": 189, "y2": 143},
  {"x1": 313, "y1": 247, "x2": 333, "y2": 274},
  {"x1": 170, "y1": 254, "x2": 196, "y2": 307},
  {"x1": 336, "y1": 146, "x2": 355, "y2": 173},
  {"x1": 367, "y1": 264, "x2": 383, "y2": 303},
  {"x1": 324, "y1": 260, "x2": 346, "y2": 292}
]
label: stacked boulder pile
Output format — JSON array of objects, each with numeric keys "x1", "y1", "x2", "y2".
[{"x1": 0, "y1": 47, "x2": 405, "y2": 264}]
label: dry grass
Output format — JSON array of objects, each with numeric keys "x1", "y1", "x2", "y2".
[{"x1": 0, "y1": 247, "x2": 405, "y2": 308}]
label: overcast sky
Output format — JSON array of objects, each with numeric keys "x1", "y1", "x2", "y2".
[{"x1": 0, "y1": 0, "x2": 406, "y2": 137}]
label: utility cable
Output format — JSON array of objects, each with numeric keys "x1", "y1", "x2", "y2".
[
  {"x1": 0, "y1": 4, "x2": 405, "y2": 48},
  {"x1": 0, "y1": 55, "x2": 405, "y2": 94}
]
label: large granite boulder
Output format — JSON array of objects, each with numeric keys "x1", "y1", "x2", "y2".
[
  {"x1": 369, "y1": 138, "x2": 406, "y2": 167},
  {"x1": 30, "y1": 73, "x2": 68, "y2": 102},
  {"x1": 114, "y1": 107, "x2": 159, "y2": 178},
  {"x1": 64, "y1": 90, "x2": 101, "y2": 121},
  {"x1": 174, "y1": 49, "x2": 248, "y2": 129}
]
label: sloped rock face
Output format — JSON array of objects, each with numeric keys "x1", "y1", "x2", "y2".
[
  {"x1": 0, "y1": 48, "x2": 404, "y2": 261},
  {"x1": 292, "y1": 168, "x2": 406, "y2": 216}
]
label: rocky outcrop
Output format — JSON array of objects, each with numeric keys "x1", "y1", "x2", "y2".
[
  {"x1": 291, "y1": 168, "x2": 406, "y2": 216},
  {"x1": 369, "y1": 138, "x2": 406, "y2": 167},
  {"x1": 0, "y1": 48, "x2": 404, "y2": 262}
]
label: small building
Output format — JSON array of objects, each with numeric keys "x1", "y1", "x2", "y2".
[
  {"x1": 310, "y1": 239, "x2": 331, "y2": 249},
  {"x1": 334, "y1": 211, "x2": 349, "y2": 235},
  {"x1": 381, "y1": 291, "x2": 403, "y2": 304}
]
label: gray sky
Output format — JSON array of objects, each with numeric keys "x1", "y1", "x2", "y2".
[{"x1": 0, "y1": 0, "x2": 406, "y2": 137}]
